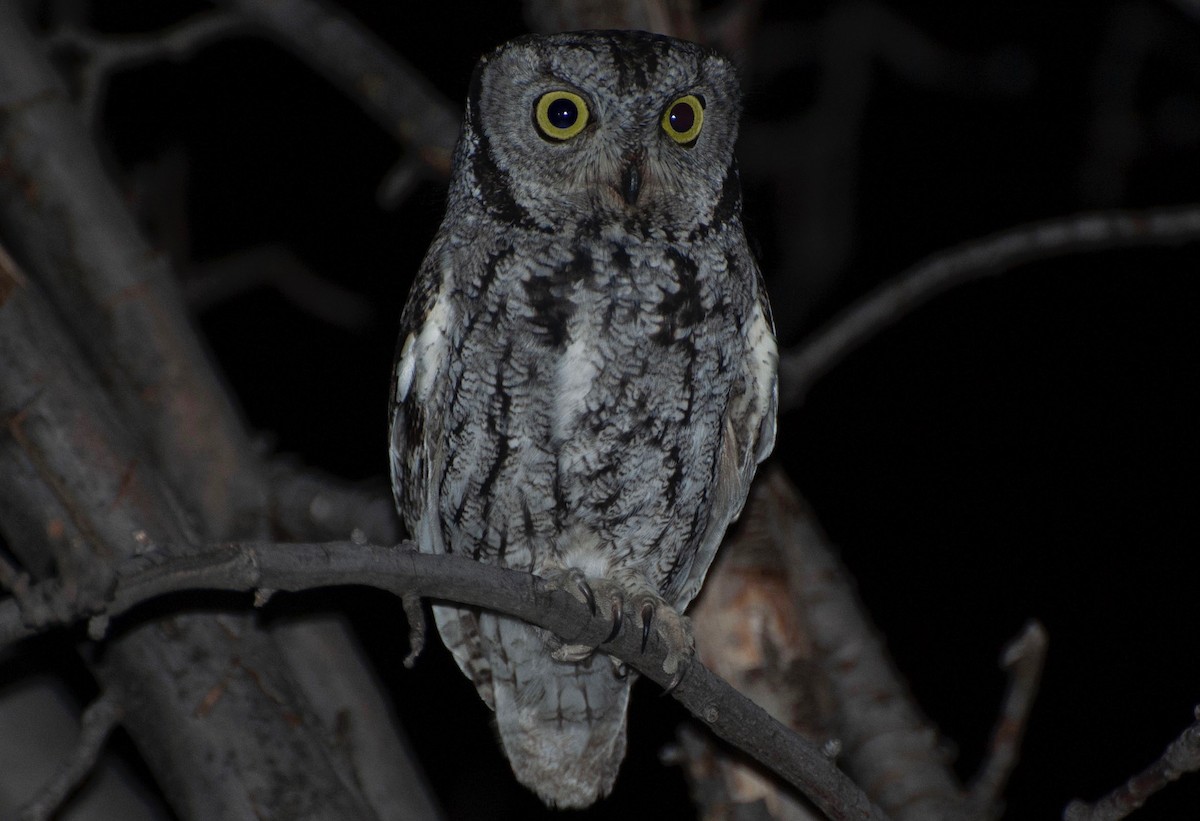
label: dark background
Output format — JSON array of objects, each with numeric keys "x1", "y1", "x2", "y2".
[{"x1": 76, "y1": 0, "x2": 1200, "y2": 817}]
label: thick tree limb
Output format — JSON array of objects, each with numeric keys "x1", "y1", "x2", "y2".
[
  {"x1": 1, "y1": 6, "x2": 441, "y2": 816},
  {"x1": 1063, "y1": 708, "x2": 1200, "y2": 821},
  {"x1": 0, "y1": 247, "x2": 378, "y2": 820},
  {"x1": 685, "y1": 471, "x2": 836, "y2": 821},
  {"x1": 778, "y1": 206, "x2": 1200, "y2": 411},
  {"x1": 0, "y1": 5, "x2": 268, "y2": 538},
  {"x1": 19, "y1": 690, "x2": 125, "y2": 821},
  {"x1": 0, "y1": 541, "x2": 888, "y2": 821},
  {"x1": 761, "y1": 472, "x2": 971, "y2": 820}
]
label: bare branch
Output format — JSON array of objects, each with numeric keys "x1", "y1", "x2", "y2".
[
  {"x1": 1063, "y1": 707, "x2": 1200, "y2": 821},
  {"x1": 778, "y1": 206, "x2": 1200, "y2": 411},
  {"x1": 0, "y1": 541, "x2": 888, "y2": 821},
  {"x1": 183, "y1": 243, "x2": 375, "y2": 330},
  {"x1": 44, "y1": 12, "x2": 246, "y2": 127},
  {"x1": 968, "y1": 621, "x2": 1048, "y2": 811},
  {"x1": 19, "y1": 690, "x2": 125, "y2": 821},
  {"x1": 221, "y1": 0, "x2": 460, "y2": 175}
]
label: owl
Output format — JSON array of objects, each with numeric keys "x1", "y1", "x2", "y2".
[{"x1": 389, "y1": 30, "x2": 777, "y2": 808}]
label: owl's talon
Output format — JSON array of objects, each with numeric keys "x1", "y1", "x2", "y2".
[
  {"x1": 578, "y1": 579, "x2": 598, "y2": 616},
  {"x1": 662, "y1": 659, "x2": 690, "y2": 695},
  {"x1": 605, "y1": 598, "x2": 622, "y2": 643},
  {"x1": 629, "y1": 591, "x2": 695, "y2": 685},
  {"x1": 614, "y1": 662, "x2": 629, "y2": 680}
]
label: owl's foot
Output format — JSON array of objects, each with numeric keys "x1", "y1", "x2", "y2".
[
  {"x1": 543, "y1": 569, "x2": 624, "y2": 663},
  {"x1": 630, "y1": 589, "x2": 694, "y2": 691},
  {"x1": 541, "y1": 570, "x2": 694, "y2": 688}
]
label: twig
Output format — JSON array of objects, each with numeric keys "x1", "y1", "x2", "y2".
[
  {"x1": 967, "y1": 621, "x2": 1048, "y2": 812},
  {"x1": 183, "y1": 243, "x2": 375, "y2": 330},
  {"x1": 777, "y1": 206, "x2": 1200, "y2": 411},
  {"x1": 45, "y1": 12, "x2": 246, "y2": 126},
  {"x1": 19, "y1": 689, "x2": 125, "y2": 821},
  {"x1": 0, "y1": 541, "x2": 888, "y2": 821},
  {"x1": 1063, "y1": 707, "x2": 1200, "y2": 821}
]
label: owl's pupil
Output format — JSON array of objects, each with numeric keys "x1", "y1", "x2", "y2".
[
  {"x1": 668, "y1": 102, "x2": 694, "y2": 133},
  {"x1": 548, "y1": 98, "x2": 578, "y2": 129}
]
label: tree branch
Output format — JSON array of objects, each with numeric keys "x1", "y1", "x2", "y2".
[
  {"x1": 778, "y1": 206, "x2": 1200, "y2": 411},
  {"x1": 0, "y1": 541, "x2": 889, "y2": 821},
  {"x1": 221, "y1": 0, "x2": 460, "y2": 175},
  {"x1": 967, "y1": 621, "x2": 1048, "y2": 811},
  {"x1": 764, "y1": 471, "x2": 969, "y2": 820},
  {"x1": 1063, "y1": 707, "x2": 1200, "y2": 821},
  {"x1": 44, "y1": 11, "x2": 247, "y2": 127},
  {"x1": 18, "y1": 690, "x2": 125, "y2": 821}
]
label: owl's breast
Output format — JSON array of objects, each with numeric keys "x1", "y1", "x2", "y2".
[{"x1": 437, "y1": 228, "x2": 756, "y2": 587}]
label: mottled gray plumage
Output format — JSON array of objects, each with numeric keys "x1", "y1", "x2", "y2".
[{"x1": 389, "y1": 30, "x2": 777, "y2": 808}]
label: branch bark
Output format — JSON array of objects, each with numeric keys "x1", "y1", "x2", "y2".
[
  {"x1": 0, "y1": 5, "x2": 438, "y2": 816},
  {"x1": 760, "y1": 471, "x2": 971, "y2": 821},
  {"x1": 0, "y1": 246, "x2": 378, "y2": 820}
]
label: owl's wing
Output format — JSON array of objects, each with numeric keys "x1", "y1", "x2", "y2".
[
  {"x1": 390, "y1": 249, "x2": 498, "y2": 709},
  {"x1": 389, "y1": 247, "x2": 451, "y2": 528},
  {"x1": 675, "y1": 270, "x2": 778, "y2": 607}
]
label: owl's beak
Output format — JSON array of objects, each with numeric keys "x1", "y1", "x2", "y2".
[{"x1": 619, "y1": 154, "x2": 644, "y2": 206}]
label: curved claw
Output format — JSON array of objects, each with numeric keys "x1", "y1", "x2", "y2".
[
  {"x1": 577, "y1": 579, "x2": 597, "y2": 616},
  {"x1": 640, "y1": 601, "x2": 654, "y2": 653},
  {"x1": 614, "y1": 662, "x2": 629, "y2": 680},
  {"x1": 604, "y1": 599, "x2": 622, "y2": 643},
  {"x1": 661, "y1": 658, "x2": 690, "y2": 695}
]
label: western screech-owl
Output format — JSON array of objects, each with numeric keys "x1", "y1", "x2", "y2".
[{"x1": 389, "y1": 30, "x2": 777, "y2": 808}]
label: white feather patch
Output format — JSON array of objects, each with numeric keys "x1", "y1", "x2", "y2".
[
  {"x1": 553, "y1": 335, "x2": 598, "y2": 442},
  {"x1": 405, "y1": 291, "x2": 454, "y2": 406}
]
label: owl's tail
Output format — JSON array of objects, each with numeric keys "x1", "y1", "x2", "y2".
[{"x1": 433, "y1": 604, "x2": 632, "y2": 809}]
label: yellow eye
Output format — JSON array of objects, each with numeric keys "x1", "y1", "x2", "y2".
[
  {"x1": 661, "y1": 94, "x2": 704, "y2": 144},
  {"x1": 534, "y1": 91, "x2": 589, "y2": 140}
]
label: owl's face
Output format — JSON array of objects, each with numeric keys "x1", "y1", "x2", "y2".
[{"x1": 461, "y1": 31, "x2": 743, "y2": 235}]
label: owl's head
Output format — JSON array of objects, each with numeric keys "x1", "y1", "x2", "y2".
[{"x1": 454, "y1": 31, "x2": 744, "y2": 236}]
